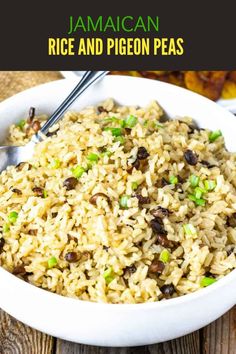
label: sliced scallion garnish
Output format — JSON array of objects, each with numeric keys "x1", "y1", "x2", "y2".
[
  {"x1": 159, "y1": 249, "x2": 170, "y2": 263},
  {"x1": 183, "y1": 223, "x2": 197, "y2": 236},
  {"x1": 119, "y1": 195, "x2": 130, "y2": 209},
  {"x1": 209, "y1": 130, "x2": 222, "y2": 143},
  {"x1": 200, "y1": 276, "x2": 217, "y2": 287},
  {"x1": 169, "y1": 176, "x2": 178, "y2": 185},
  {"x1": 190, "y1": 175, "x2": 200, "y2": 188}
]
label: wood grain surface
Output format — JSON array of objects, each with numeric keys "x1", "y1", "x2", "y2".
[
  {"x1": 0, "y1": 310, "x2": 55, "y2": 354},
  {"x1": 0, "y1": 307, "x2": 235, "y2": 354}
]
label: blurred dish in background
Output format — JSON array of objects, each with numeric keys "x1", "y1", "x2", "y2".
[
  {"x1": 110, "y1": 71, "x2": 236, "y2": 101},
  {"x1": 60, "y1": 71, "x2": 236, "y2": 113}
]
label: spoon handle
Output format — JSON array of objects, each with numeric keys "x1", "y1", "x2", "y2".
[{"x1": 32, "y1": 71, "x2": 109, "y2": 142}]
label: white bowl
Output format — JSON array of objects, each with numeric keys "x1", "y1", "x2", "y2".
[
  {"x1": 0, "y1": 76, "x2": 235, "y2": 347},
  {"x1": 60, "y1": 71, "x2": 236, "y2": 114}
]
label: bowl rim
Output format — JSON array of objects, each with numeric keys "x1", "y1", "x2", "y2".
[{"x1": 0, "y1": 75, "x2": 235, "y2": 311}]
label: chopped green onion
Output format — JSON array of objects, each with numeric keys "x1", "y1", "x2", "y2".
[
  {"x1": 119, "y1": 195, "x2": 130, "y2": 209},
  {"x1": 204, "y1": 179, "x2": 216, "y2": 191},
  {"x1": 195, "y1": 198, "x2": 206, "y2": 206},
  {"x1": 120, "y1": 119, "x2": 126, "y2": 128},
  {"x1": 8, "y1": 211, "x2": 18, "y2": 224},
  {"x1": 188, "y1": 194, "x2": 206, "y2": 206},
  {"x1": 200, "y1": 276, "x2": 217, "y2": 287},
  {"x1": 190, "y1": 175, "x2": 200, "y2": 188},
  {"x1": 209, "y1": 130, "x2": 222, "y2": 143},
  {"x1": 156, "y1": 122, "x2": 164, "y2": 128},
  {"x1": 143, "y1": 120, "x2": 148, "y2": 127},
  {"x1": 188, "y1": 194, "x2": 197, "y2": 202},
  {"x1": 169, "y1": 176, "x2": 178, "y2": 185},
  {"x1": 50, "y1": 159, "x2": 61, "y2": 169},
  {"x1": 194, "y1": 187, "x2": 205, "y2": 199},
  {"x1": 43, "y1": 190, "x2": 48, "y2": 198},
  {"x1": 131, "y1": 182, "x2": 138, "y2": 190},
  {"x1": 114, "y1": 136, "x2": 125, "y2": 144},
  {"x1": 87, "y1": 153, "x2": 99, "y2": 162},
  {"x1": 123, "y1": 115, "x2": 138, "y2": 128},
  {"x1": 159, "y1": 249, "x2": 170, "y2": 263},
  {"x1": 103, "y1": 267, "x2": 114, "y2": 284},
  {"x1": 17, "y1": 119, "x2": 26, "y2": 130},
  {"x1": 3, "y1": 223, "x2": 10, "y2": 233},
  {"x1": 85, "y1": 163, "x2": 93, "y2": 171},
  {"x1": 104, "y1": 116, "x2": 120, "y2": 123},
  {"x1": 71, "y1": 165, "x2": 85, "y2": 179},
  {"x1": 183, "y1": 223, "x2": 197, "y2": 236},
  {"x1": 104, "y1": 127, "x2": 123, "y2": 137},
  {"x1": 101, "y1": 150, "x2": 112, "y2": 157},
  {"x1": 48, "y1": 256, "x2": 58, "y2": 269}
]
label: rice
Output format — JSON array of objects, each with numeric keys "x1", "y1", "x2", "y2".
[{"x1": 0, "y1": 99, "x2": 235, "y2": 304}]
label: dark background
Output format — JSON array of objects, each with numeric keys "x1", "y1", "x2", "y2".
[{"x1": 0, "y1": 1, "x2": 235, "y2": 69}]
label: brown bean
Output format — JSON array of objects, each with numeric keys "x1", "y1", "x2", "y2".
[
  {"x1": 227, "y1": 247, "x2": 235, "y2": 256},
  {"x1": 150, "y1": 206, "x2": 170, "y2": 219},
  {"x1": 201, "y1": 160, "x2": 217, "y2": 169},
  {"x1": 0, "y1": 238, "x2": 5, "y2": 253},
  {"x1": 140, "y1": 160, "x2": 149, "y2": 173},
  {"x1": 31, "y1": 120, "x2": 41, "y2": 132},
  {"x1": 103, "y1": 245, "x2": 109, "y2": 251},
  {"x1": 65, "y1": 252, "x2": 81, "y2": 263},
  {"x1": 161, "y1": 177, "x2": 169, "y2": 187},
  {"x1": 63, "y1": 177, "x2": 78, "y2": 191},
  {"x1": 149, "y1": 260, "x2": 165, "y2": 274},
  {"x1": 157, "y1": 234, "x2": 173, "y2": 248},
  {"x1": 227, "y1": 213, "x2": 236, "y2": 227},
  {"x1": 150, "y1": 218, "x2": 167, "y2": 236},
  {"x1": 184, "y1": 149, "x2": 198, "y2": 166},
  {"x1": 188, "y1": 125, "x2": 196, "y2": 134},
  {"x1": 125, "y1": 264, "x2": 137, "y2": 274},
  {"x1": 177, "y1": 175, "x2": 185, "y2": 184},
  {"x1": 137, "y1": 147, "x2": 149, "y2": 160},
  {"x1": 97, "y1": 106, "x2": 108, "y2": 113},
  {"x1": 178, "y1": 120, "x2": 199, "y2": 133},
  {"x1": 12, "y1": 265, "x2": 26, "y2": 275},
  {"x1": 28, "y1": 229, "x2": 37, "y2": 236},
  {"x1": 32, "y1": 187, "x2": 44, "y2": 197},
  {"x1": 16, "y1": 162, "x2": 32, "y2": 171},
  {"x1": 127, "y1": 158, "x2": 145, "y2": 173},
  {"x1": 89, "y1": 193, "x2": 110, "y2": 205},
  {"x1": 132, "y1": 158, "x2": 140, "y2": 170},
  {"x1": 11, "y1": 188, "x2": 22, "y2": 195},
  {"x1": 135, "y1": 194, "x2": 150, "y2": 205},
  {"x1": 204, "y1": 271, "x2": 216, "y2": 278},
  {"x1": 124, "y1": 128, "x2": 132, "y2": 135},
  {"x1": 155, "y1": 177, "x2": 169, "y2": 188},
  {"x1": 160, "y1": 283, "x2": 175, "y2": 297}
]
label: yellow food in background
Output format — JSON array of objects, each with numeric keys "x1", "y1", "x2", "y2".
[
  {"x1": 184, "y1": 71, "x2": 227, "y2": 101},
  {"x1": 110, "y1": 71, "x2": 236, "y2": 101},
  {"x1": 221, "y1": 72, "x2": 236, "y2": 99}
]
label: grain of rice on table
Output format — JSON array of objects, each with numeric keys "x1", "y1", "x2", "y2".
[{"x1": 0, "y1": 99, "x2": 235, "y2": 304}]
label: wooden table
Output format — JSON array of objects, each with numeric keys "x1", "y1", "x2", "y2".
[
  {"x1": 0, "y1": 306, "x2": 235, "y2": 353},
  {"x1": 0, "y1": 72, "x2": 235, "y2": 354}
]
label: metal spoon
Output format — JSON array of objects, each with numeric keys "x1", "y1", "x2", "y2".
[{"x1": 0, "y1": 71, "x2": 108, "y2": 173}]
